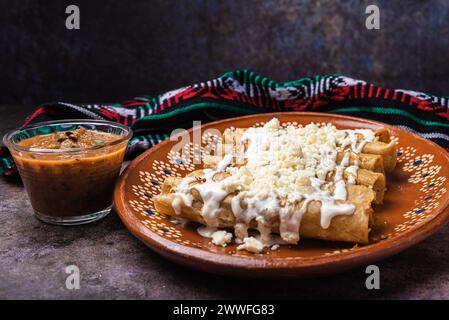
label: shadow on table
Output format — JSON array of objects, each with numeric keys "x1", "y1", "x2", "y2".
[{"x1": 3, "y1": 174, "x2": 23, "y2": 186}]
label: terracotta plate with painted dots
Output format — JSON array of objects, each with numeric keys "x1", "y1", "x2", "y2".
[{"x1": 114, "y1": 112, "x2": 449, "y2": 278}]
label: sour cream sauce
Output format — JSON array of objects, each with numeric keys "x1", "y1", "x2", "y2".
[{"x1": 171, "y1": 118, "x2": 375, "y2": 249}]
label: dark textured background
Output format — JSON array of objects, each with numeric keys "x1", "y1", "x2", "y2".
[{"x1": 1, "y1": 0, "x2": 449, "y2": 107}]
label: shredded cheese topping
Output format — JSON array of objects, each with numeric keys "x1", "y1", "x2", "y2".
[{"x1": 173, "y1": 118, "x2": 375, "y2": 253}]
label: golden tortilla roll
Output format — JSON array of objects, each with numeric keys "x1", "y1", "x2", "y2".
[
  {"x1": 336, "y1": 152, "x2": 385, "y2": 174},
  {"x1": 326, "y1": 166, "x2": 385, "y2": 204},
  {"x1": 154, "y1": 181, "x2": 375, "y2": 244},
  {"x1": 374, "y1": 128, "x2": 391, "y2": 143},
  {"x1": 205, "y1": 150, "x2": 385, "y2": 176},
  {"x1": 362, "y1": 141, "x2": 397, "y2": 172},
  {"x1": 214, "y1": 127, "x2": 396, "y2": 172},
  {"x1": 202, "y1": 153, "x2": 385, "y2": 204},
  {"x1": 352, "y1": 169, "x2": 385, "y2": 204}
]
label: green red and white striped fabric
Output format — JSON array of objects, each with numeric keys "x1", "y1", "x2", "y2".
[{"x1": 1, "y1": 70, "x2": 449, "y2": 176}]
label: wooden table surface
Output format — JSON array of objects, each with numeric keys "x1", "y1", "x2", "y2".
[{"x1": 1, "y1": 105, "x2": 449, "y2": 299}]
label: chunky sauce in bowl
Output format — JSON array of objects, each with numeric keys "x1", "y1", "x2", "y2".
[
  {"x1": 19, "y1": 128, "x2": 119, "y2": 149},
  {"x1": 4, "y1": 121, "x2": 132, "y2": 225}
]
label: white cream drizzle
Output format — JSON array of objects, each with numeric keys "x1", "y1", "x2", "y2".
[
  {"x1": 344, "y1": 129, "x2": 375, "y2": 154},
  {"x1": 345, "y1": 165, "x2": 359, "y2": 184},
  {"x1": 190, "y1": 169, "x2": 228, "y2": 227},
  {"x1": 171, "y1": 118, "x2": 375, "y2": 251},
  {"x1": 197, "y1": 226, "x2": 218, "y2": 238}
]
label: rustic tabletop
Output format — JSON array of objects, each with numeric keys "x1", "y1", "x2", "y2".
[{"x1": 1, "y1": 105, "x2": 448, "y2": 299}]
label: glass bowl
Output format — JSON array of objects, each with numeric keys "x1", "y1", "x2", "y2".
[{"x1": 3, "y1": 119, "x2": 132, "y2": 225}]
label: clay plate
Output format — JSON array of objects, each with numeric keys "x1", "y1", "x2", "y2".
[{"x1": 114, "y1": 112, "x2": 449, "y2": 278}]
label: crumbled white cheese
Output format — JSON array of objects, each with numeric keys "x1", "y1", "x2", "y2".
[
  {"x1": 271, "y1": 244, "x2": 280, "y2": 251},
  {"x1": 237, "y1": 237, "x2": 265, "y2": 253},
  {"x1": 174, "y1": 118, "x2": 375, "y2": 252},
  {"x1": 211, "y1": 230, "x2": 233, "y2": 247}
]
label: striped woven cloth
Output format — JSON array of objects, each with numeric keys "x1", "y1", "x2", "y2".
[{"x1": 1, "y1": 70, "x2": 449, "y2": 176}]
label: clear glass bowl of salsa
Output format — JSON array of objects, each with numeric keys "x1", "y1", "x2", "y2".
[{"x1": 3, "y1": 120, "x2": 132, "y2": 225}]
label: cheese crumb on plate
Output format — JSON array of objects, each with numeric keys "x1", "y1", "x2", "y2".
[{"x1": 211, "y1": 230, "x2": 233, "y2": 247}]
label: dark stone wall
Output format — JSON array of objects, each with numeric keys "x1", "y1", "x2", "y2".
[{"x1": 1, "y1": 0, "x2": 448, "y2": 106}]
